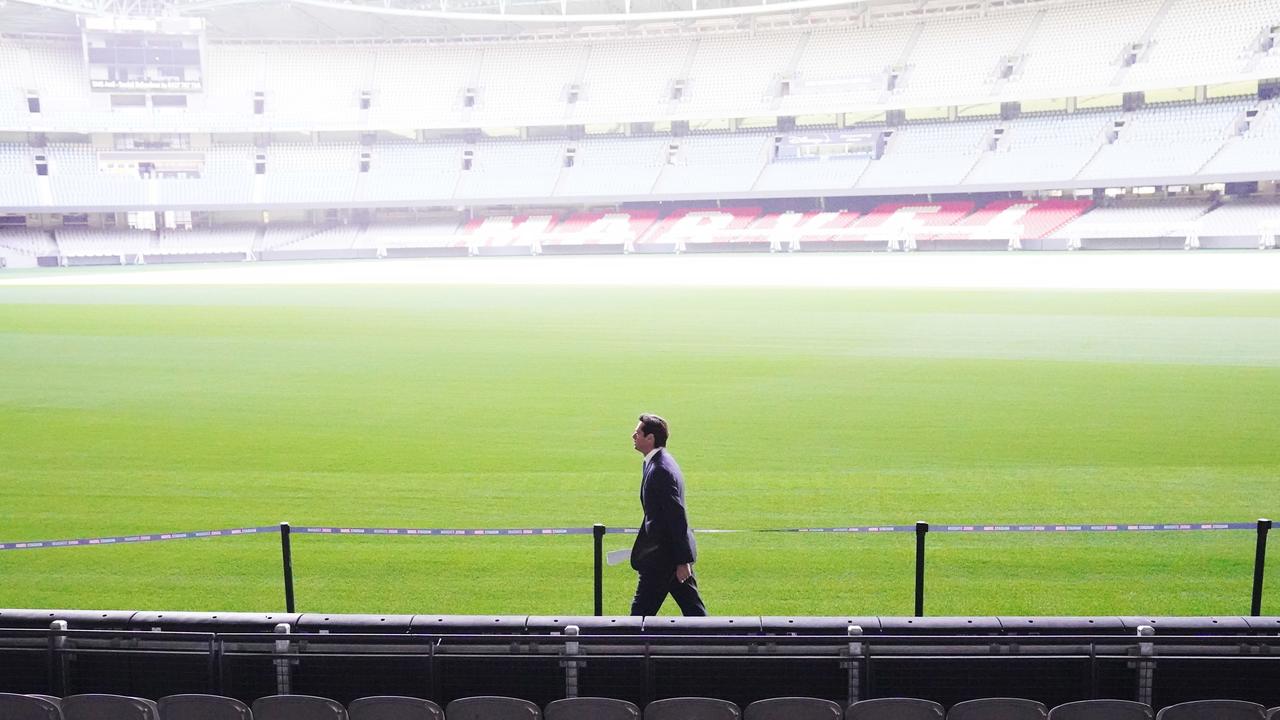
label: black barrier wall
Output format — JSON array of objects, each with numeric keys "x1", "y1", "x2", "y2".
[{"x1": 1, "y1": 611, "x2": 1279, "y2": 710}]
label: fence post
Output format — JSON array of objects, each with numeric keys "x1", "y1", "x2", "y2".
[
  {"x1": 845, "y1": 624, "x2": 864, "y2": 707},
  {"x1": 280, "y1": 522, "x2": 296, "y2": 613},
  {"x1": 914, "y1": 521, "x2": 929, "y2": 617},
  {"x1": 48, "y1": 620, "x2": 68, "y2": 697},
  {"x1": 1252, "y1": 518, "x2": 1271, "y2": 616},
  {"x1": 273, "y1": 622, "x2": 292, "y2": 695},
  {"x1": 1136, "y1": 625, "x2": 1154, "y2": 706},
  {"x1": 563, "y1": 624, "x2": 581, "y2": 698},
  {"x1": 593, "y1": 524, "x2": 606, "y2": 616}
]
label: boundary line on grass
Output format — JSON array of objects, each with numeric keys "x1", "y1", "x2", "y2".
[{"x1": 0, "y1": 522, "x2": 1258, "y2": 551}]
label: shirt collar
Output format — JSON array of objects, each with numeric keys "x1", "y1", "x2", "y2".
[{"x1": 643, "y1": 447, "x2": 661, "y2": 465}]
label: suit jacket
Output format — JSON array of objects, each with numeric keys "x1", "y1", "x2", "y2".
[{"x1": 631, "y1": 448, "x2": 697, "y2": 572}]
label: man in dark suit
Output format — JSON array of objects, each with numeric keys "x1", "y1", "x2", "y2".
[{"x1": 629, "y1": 413, "x2": 708, "y2": 616}]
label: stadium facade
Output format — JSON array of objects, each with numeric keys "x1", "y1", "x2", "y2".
[{"x1": 0, "y1": 0, "x2": 1278, "y2": 264}]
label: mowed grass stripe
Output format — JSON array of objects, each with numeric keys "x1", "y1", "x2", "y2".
[{"x1": 0, "y1": 286, "x2": 1277, "y2": 614}]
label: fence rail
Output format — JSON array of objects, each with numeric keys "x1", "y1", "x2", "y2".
[{"x1": 1, "y1": 518, "x2": 1272, "y2": 617}]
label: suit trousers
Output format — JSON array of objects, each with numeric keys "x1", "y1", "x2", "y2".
[{"x1": 630, "y1": 568, "x2": 707, "y2": 616}]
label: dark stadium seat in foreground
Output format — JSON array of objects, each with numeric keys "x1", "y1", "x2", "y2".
[
  {"x1": 61, "y1": 694, "x2": 161, "y2": 720},
  {"x1": 0, "y1": 693, "x2": 63, "y2": 720},
  {"x1": 252, "y1": 694, "x2": 348, "y2": 720},
  {"x1": 1153, "y1": 700, "x2": 1268, "y2": 720},
  {"x1": 158, "y1": 694, "x2": 253, "y2": 720},
  {"x1": 445, "y1": 696, "x2": 541, "y2": 720},
  {"x1": 742, "y1": 697, "x2": 841, "y2": 720},
  {"x1": 544, "y1": 697, "x2": 640, "y2": 720},
  {"x1": 1046, "y1": 700, "x2": 1153, "y2": 720},
  {"x1": 846, "y1": 698, "x2": 945, "y2": 720},
  {"x1": 947, "y1": 698, "x2": 1048, "y2": 720},
  {"x1": 348, "y1": 696, "x2": 446, "y2": 720},
  {"x1": 644, "y1": 697, "x2": 741, "y2": 720}
]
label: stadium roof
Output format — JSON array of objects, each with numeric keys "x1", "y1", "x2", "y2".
[{"x1": 0, "y1": 0, "x2": 1056, "y2": 39}]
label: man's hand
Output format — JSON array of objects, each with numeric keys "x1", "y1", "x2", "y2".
[{"x1": 675, "y1": 563, "x2": 692, "y2": 583}]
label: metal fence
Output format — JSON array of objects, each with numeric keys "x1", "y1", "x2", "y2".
[{"x1": 1, "y1": 518, "x2": 1272, "y2": 617}]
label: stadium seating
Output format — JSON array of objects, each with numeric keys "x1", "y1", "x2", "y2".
[
  {"x1": 1011, "y1": 0, "x2": 1164, "y2": 97},
  {"x1": 46, "y1": 144, "x2": 148, "y2": 207},
  {"x1": 347, "y1": 696, "x2": 446, "y2": 720},
  {"x1": 0, "y1": 693, "x2": 62, "y2": 720},
  {"x1": 260, "y1": 144, "x2": 361, "y2": 205},
  {"x1": 461, "y1": 214, "x2": 554, "y2": 253},
  {"x1": 845, "y1": 698, "x2": 945, "y2": 720},
  {"x1": 857, "y1": 121, "x2": 997, "y2": 190},
  {"x1": 780, "y1": 25, "x2": 903, "y2": 114},
  {"x1": 1195, "y1": 198, "x2": 1280, "y2": 240},
  {"x1": 1055, "y1": 200, "x2": 1212, "y2": 248},
  {"x1": 61, "y1": 694, "x2": 161, "y2": 720},
  {"x1": 964, "y1": 113, "x2": 1113, "y2": 187},
  {"x1": 258, "y1": 223, "x2": 362, "y2": 252},
  {"x1": 0, "y1": 228, "x2": 58, "y2": 258},
  {"x1": 353, "y1": 143, "x2": 465, "y2": 204},
  {"x1": 1120, "y1": 0, "x2": 1280, "y2": 89},
  {"x1": 0, "y1": 145, "x2": 40, "y2": 207},
  {"x1": 158, "y1": 694, "x2": 253, "y2": 720},
  {"x1": 946, "y1": 698, "x2": 1048, "y2": 720},
  {"x1": 850, "y1": 201, "x2": 975, "y2": 250},
  {"x1": 445, "y1": 696, "x2": 542, "y2": 720},
  {"x1": 454, "y1": 141, "x2": 564, "y2": 201},
  {"x1": 4, "y1": 193, "x2": 1276, "y2": 262},
  {"x1": 0, "y1": 99, "x2": 1275, "y2": 213},
  {"x1": 1046, "y1": 700, "x2": 1153, "y2": 720},
  {"x1": 896, "y1": 10, "x2": 1039, "y2": 105},
  {"x1": 650, "y1": 134, "x2": 774, "y2": 195},
  {"x1": 637, "y1": 207, "x2": 763, "y2": 250},
  {"x1": 252, "y1": 695, "x2": 348, "y2": 720},
  {"x1": 645, "y1": 698, "x2": 740, "y2": 720},
  {"x1": 3, "y1": 0, "x2": 1279, "y2": 133},
  {"x1": 355, "y1": 220, "x2": 465, "y2": 251},
  {"x1": 553, "y1": 137, "x2": 667, "y2": 198},
  {"x1": 154, "y1": 226, "x2": 258, "y2": 256},
  {"x1": 5, "y1": 693, "x2": 1280, "y2": 720},
  {"x1": 742, "y1": 210, "x2": 862, "y2": 250},
  {"x1": 538, "y1": 211, "x2": 660, "y2": 251},
  {"x1": 1077, "y1": 101, "x2": 1250, "y2": 182},
  {"x1": 1200, "y1": 101, "x2": 1280, "y2": 177},
  {"x1": 925, "y1": 199, "x2": 1092, "y2": 250},
  {"x1": 158, "y1": 145, "x2": 257, "y2": 206},
  {"x1": 742, "y1": 697, "x2": 841, "y2": 720},
  {"x1": 544, "y1": 697, "x2": 641, "y2": 720},
  {"x1": 570, "y1": 36, "x2": 695, "y2": 123},
  {"x1": 678, "y1": 32, "x2": 797, "y2": 118},
  {"x1": 54, "y1": 228, "x2": 152, "y2": 258},
  {"x1": 1152, "y1": 701, "x2": 1268, "y2": 720}
]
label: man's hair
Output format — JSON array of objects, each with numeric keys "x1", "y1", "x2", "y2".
[{"x1": 637, "y1": 413, "x2": 669, "y2": 448}]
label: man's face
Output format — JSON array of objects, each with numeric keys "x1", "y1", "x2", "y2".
[{"x1": 633, "y1": 422, "x2": 655, "y2": 455}]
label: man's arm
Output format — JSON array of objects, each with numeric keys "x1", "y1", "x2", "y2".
[{"x1": 646, "y1": 468, "x2": 696, "y2": 571}]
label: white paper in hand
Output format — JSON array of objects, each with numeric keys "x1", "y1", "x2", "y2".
[{"x1": 606, "y1": 548, "x2": 632, "y2": 566}]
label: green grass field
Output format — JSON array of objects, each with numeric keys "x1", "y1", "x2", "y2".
[{"x1": 1, "y1": 281, "x2": 1278, "y2": 616}]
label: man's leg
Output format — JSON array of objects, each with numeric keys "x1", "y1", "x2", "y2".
[
  {"x1": 630, "y1": 571, "x2": 670, "y2": 616},
  {"x1": 669, "y1": 572, "x2": 707, "y2": 617}
]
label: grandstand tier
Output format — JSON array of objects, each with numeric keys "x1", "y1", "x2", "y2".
[
  {"x1": 0, "y1": 100, "x2": 1278, "y2": 215},
  {"x1": 2, "y1": 0, "x2": 1280, "y2": 131},
  {"x1": 6, "y1": 198, "x2": 1279, "y2": 266}
]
